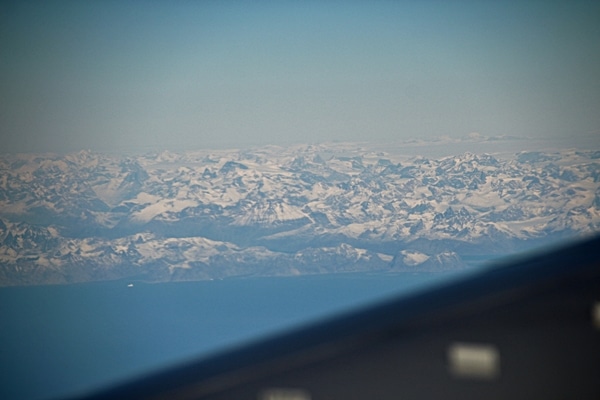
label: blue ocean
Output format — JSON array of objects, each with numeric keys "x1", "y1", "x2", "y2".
[{"x1": 0, "y1": 271, "x2": 467, "y2": 399}]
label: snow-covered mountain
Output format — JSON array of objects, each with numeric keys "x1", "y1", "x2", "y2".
[{"x1": 1, "y1": 143, "x2": 599, "y2": 285}]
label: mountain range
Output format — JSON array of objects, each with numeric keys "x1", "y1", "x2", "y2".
[{"x1": 1, "y1": 142, "x2": 599, "y2": 286}]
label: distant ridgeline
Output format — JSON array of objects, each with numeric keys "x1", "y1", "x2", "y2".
[{"x1": 1, "y1": 143, "x2": 599, "y2": 285}]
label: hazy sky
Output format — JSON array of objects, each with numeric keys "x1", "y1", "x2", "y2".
[{"x1": 1, "y1": 1, "x2": 599, "y2": 153}]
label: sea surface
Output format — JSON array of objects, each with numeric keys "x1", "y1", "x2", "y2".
[{"x1": 0, "y1": 270, "x2": 471, "y2": 400}]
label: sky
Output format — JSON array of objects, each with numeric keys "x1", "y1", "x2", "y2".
[{"x1": 1, "y1": 0, "x2": 599, "y2": 153}]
